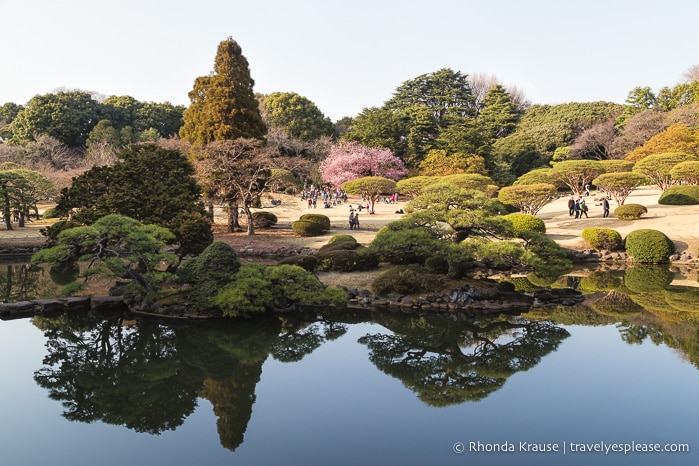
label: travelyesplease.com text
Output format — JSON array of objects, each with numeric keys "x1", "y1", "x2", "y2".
[{"x1": 453, "y1": 440, "x2": 690, "y2": 456}]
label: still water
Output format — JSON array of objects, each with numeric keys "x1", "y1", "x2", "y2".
[{"x1": 1, "y1": 264, "x2": 699, "y2": 465}]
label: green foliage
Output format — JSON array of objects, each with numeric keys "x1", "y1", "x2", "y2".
[
  {"x1": 368, "y1": 225, "x2": 443, "y2": 265},
  {"x1": 260, "y1": 92, "x2": 334, "y2": 141},
  {"x1": 396, "y1": 176, "x2": 438, "y2": 198},
  {"x1": 167, "y1": 211, "x2": 214, "y2": 258},
  {"x1": 632, "y1": 152, "x2": 697, "y2": 191},
  {"x1": 497, "y1": 183, "x2": 557, "y2": 215},
  {"x1": 471, "y1": 239, "x2": 532, "y2": 270},
  {"x1": 41, "y1": 207, "x2": 61, "y2": 219},
  {"x1": 592, "y1": 172, "x2": 648, "y2": 206},
  {"x1": 614, "y1": 203, "x2": 648, "y2": 220},
  {"x1": 298, "y1": 213, "x2": 331, "y2": 231},
  {"x1": 658, "y1": 185, "x2": 699, "y2": 205},
  {"x1": 623, "y1": 265, "x2": 674, "y2": 292},
  {"x1": 624, "y1": 229, "x2": 674, "y2": 263},
  {"x1": 579, "y1": 271, "x2": 623, "y2": 291},
  {"x1": 513, "y1": 167, "x2": 565, "y2": 188},
  {"x1": 669, "y1": 160, "x2": 699, "y2": 184},
  {"x1": 599, "y1": 160, "x2": 634, "y2": 173},
  {"x1": 215, "y1": 264, "x2": 347, "y2": 317},
  {"x1": 32, "y1": 214, "x2": 177, "y2": 302},
  {"x1": 327, "y1": 234, "x2": 357, "y2": 245},
  {"x1": 277, "y1": 255, "x2": 319, "y2": 272},
  {"x1": 292, "y1": 220, "x2": 327, "y2": 237},
  {"x1": 180, "y1": 38, "x2": 266, "y2": 144},
  {"x1": 581, "y1": 228, "x2": 623, "y2": 251},
  {"x1": 177, "y1": 241, "x2": 241, "y2": 312},
  {"x1": 550, "y1": 160, "x2": 605, "y2": 196},
  {"x1": 504, "y1": 213, "x2": 546, "y2": 233},
  {"x1": 251, "y1": 211, "x2": 278, "y2": 228},
  {"x1": 315, "y1": 248, "x2": 380, "y2": 272},
  {"x1": 424, "y1": 256, "x2": 450, "y2": 275},
  {"x1": 520, "y1": 231, "x2": 573, "y2": 280},
  {"x1": 372, "y1": 265, "x2": 439, "y2": 296}
]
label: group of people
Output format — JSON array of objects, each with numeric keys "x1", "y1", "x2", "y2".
[
  {"x1": 302, "y1": 186, "x2": 348, "y2": 208},
  {"x1": 567, "y1": 195, "x2": 610, "y2": 218}
]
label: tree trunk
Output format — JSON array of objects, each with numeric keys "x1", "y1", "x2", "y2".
[
  {"x1": 244, "y1": 201, "x2": 255, "y2": 236},
  {"x1": 2, "y1": 193, "x2": 12, "y2": 231},
  {"x1": 227, "y1": 200, "x2": 240, "y2": 233},
  {"x1": 18, "y1": 211, "x2": 25, "y2": 228},
  {"x1": 207, "y1": 200, "x2": 214, "y2": 222}
]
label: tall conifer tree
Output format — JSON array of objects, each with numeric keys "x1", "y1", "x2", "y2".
[{"x1": 180, "y1": 38, "x2": 266, "y2": 144}]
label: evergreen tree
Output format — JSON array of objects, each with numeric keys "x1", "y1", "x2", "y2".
[
  {"x1": 479, "y1": 84, "x2": 521, "y2": 139},
  {"x1": 180, "y1": 38, "x2": 266, "y2": 144}
]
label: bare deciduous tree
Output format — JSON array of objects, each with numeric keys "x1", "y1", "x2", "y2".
[{"x1": 569, "y1": 119, "x2": 618, "y2": 160}]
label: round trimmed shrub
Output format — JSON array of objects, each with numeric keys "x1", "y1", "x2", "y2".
[
  {"x1": 581, "y1": 228, "x2": 623, "y2": 251},
  {"x1": 614, "y1": 203, "x2": 647, "y2": 220},
  {"x1": 277, "y1": 255, "x2": 319, "y2": 272},
  {"x1": 658, "y1": 185, "x2": 699, "y2": 205},
  {"x1": 299, "y1": 213, "x2": 331, "y2": 231},
  {"x1": 251, "y1": 211, "x2": 278, "y2": 228},
  {"x1": 318, "y1": 240, "x2": 361, "y2": 254},
  {"x1": 624, "y1": 229, "x2": 674, "y2": 263},
  {"x1": 372, "y1": 265, "x2": 438, "y2": 296},
  {"x1": 624, "y1": 265, "x2": 673, "y2": 293},
  {"x1": 327, "y1": 234, "x2": 357, "y2": 245},
  {"x1": 41, "y1": 207, "x2": 61, "y2": 219},
  {"x1": 504, "y1": 213, "x2": 546, "y2": 234},
  {"x1": 292, "y1": 220, "x2": 327, "y2": 237}
]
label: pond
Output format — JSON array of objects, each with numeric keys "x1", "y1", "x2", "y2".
[{"x1": 1, "y1": 263, "x2": 699, "y2": 465}]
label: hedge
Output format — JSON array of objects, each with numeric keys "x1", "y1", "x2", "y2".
[
  {"x1": 658, "y1": 185, "x2": 699, "y2": 205},
  {"x1": 624, "y1": 229, "x2": 674, "y2": 263},
  {"x1": 504, "y1": 213, "x2": 546, "y2": 234},
  {"x1": 372, "y1": 265, "x2": 438, "y2": 296},
  {"x1": 251, "y1": 211, "x2": 278, "y2": 228},
  {"x1": 581, "y1": 228, "x2": 623, "y2": 251},
  {"x1": 614, "y1": 203, "x2": 648, "y2": 220},
  {"x1": 299, "y1": 213, "x2": 331, "y2": 231},
  {"x1": 327, "y1": 234, "x2": 357, "y2": 245},
  {"x1": 292, "y1": 220, "x2": 327, "y2": 237}
]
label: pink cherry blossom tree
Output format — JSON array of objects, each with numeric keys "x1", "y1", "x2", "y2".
[{"x1": 318, "y1": 141, "x2": 408, "y2": 187}]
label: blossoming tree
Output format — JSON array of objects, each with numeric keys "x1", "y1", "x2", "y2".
[{"x1": 318, "y1": 141, "x2": 408, "y2": 187}]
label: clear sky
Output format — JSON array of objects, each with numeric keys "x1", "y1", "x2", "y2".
[{"x1": 2, "y1": 0, "x2": 697, "y2": 121}]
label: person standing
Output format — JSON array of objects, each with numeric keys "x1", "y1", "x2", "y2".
[
  {"x1": 353, "y1": 212, "x2": 360, "y2": 229},
  {"x1": 568, "y1": 196, "x2": 575, "y2": 217},
  {"x1": 602, "y1": 198, "x2": 610, "y2": 218},
  {"x1": 574, "y1": 199, "x2": 580, "y2": 219},
  {"x1": 349, "y1": 211, "x2": 355, "y2": 230}
]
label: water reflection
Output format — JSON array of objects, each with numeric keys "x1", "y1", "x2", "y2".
[
  {"x1": 359, "y1": 313, "x2": 570, "y2": 406},
  {"x1": 31, "y1": 311, "x2": 351, "y2": 451}
]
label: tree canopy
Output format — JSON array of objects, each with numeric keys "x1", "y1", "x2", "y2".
[
  {"x1": 259, "y1": 92, "x2": 334, "y2": 141},
  {"x1": 180, "y1": 38, "x2": 266, "y2": 144}
]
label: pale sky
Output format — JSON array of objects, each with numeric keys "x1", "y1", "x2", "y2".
[{"x1": 2, "y1": 0, "x2": 697, "y2": 121}]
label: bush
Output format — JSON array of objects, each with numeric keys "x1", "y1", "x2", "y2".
[
  {"x1": 658, "y1": 185, "x2": 699, "y2": 205},
  {"x1": 624, "y1": 229, "x2": 674, "y2": 263},
  {"x1": 614, "y1": 203, "x2": 648, "y2": 220},
  {"x1": 318, "y1": 240, "x2": 361, "y2": 254},
  {"x1": 316, "y1": 248, "x2": 379, "y2": 272},
  {"x1": 251, "y1": 211, "x2": 278, "y2": 228},
  {"x1": 424, "y1": 256, "x2": 450, "y2": 275},
  {"x1": 277, "y1": 255, "x2": 319, "y2": 272},
  {"x1": 41, "y1": 207, "x2": 61, "y2": 219},
  {"x1": 372, "y1": 265, "x2": 438, "y2": 296},
  {"x1": 623, "y1": 265, "x2": 673, "y2": 292},
  {"x1": 327, "y1": 234, "x2": 357, "y2": 245},
  {"x1": 292, "y1": 220, "x2": 327, "y2": 237},
  {"x1": 299, "y1": 213, "x2": 331, "y2": 231},
  {"x1": 504, "y1": 213, "x2": 546, "y2": 234},
  {"x1": 581, "y1": 228, "x2": 623, "y2": 251}
]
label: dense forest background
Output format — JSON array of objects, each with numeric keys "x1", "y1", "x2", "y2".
[{"x1": 2, "y1": 61, "x2": 699, "y2": 191}]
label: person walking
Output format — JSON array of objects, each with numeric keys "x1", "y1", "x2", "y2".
[
  {"x1": 349, "y1": 211, "x2": 355, "y2": 230},
  {"x1": 574, "y1": 199, "x2": 580, "y2": 219},
  {"x1": 602, "y1": 198, "x2": 610, "y2": 218},
  {"x1": 568, "y1": 196, "x2": 575, "y2": 217},
  {"x1": 353, "y1": 212, "x2": 360, "y2": 229},
  {"x1": 579, "y1": 199, "x2": 589, "y2": 218}
]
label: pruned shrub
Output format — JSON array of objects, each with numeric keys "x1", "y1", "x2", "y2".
[
  {"x1": 372, "y1": 265, "x2": 438, "y2": 296},
  {"x1": 41, "y1": 207, "x2": 61, "y2": 219},
  {"x1": 251, "y1": 211, "x2": 278, "y2": 228},
  {"x1": 504, "y1": 213, "x2": 546, "y2": 234},
  {"x1": 292, "y1": 220, "x2": 327, "y2": 237},
  {"x1": 327, "y1": 234, "x2": 357, "y2": 245},
  {"x1": 368, "y1": 226, "x2": 441, "y2": 265},
  {"x1": 581, "y1": 228, "x2": 623, "y2": 251},
  {"x1": 624, "y1": 265, "x2": 673, "y2": 292},
  {"x1": 299, "y1": 213, "x2": 331, "y2": 231},
  {"x1": 177, "y1": 241, "x2": 241, "y2": 313},
  {"x1": 318, "y1": 240, "x2": 361, "y2": 254},
  {"x1": 316, "y1": 248, "x2": 379, "y2": 272},
  {"x1": 658, "y1": 185, "x2": 699, "y2": 205},
  {"x1": 424, "y1": 256, "x2": 450, "y2": 275},
  {"x1": 624, "y1": 229, "x2": 674, "y2": 263},
  {"x1": 277, "y1": 255, "x2": 319, "y2": 272},
  {"x1": 614, "y1": 203, "x2": 648, "y2": 220}
]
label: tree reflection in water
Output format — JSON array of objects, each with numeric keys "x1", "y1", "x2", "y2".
[
  {"x1": 359, "y1": 314, "x2": 570, "y2": 406},
  {"x1": 31, "y1": 312, "x2": 348, "y2": 451}
]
